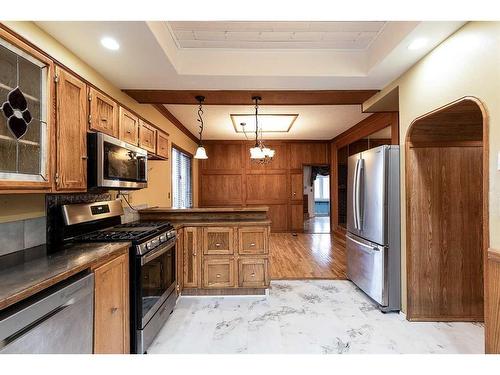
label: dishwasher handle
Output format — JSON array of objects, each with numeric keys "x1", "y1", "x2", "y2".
[{"x1": 0, "y1": 273, "x2": 94, "y2": 344}]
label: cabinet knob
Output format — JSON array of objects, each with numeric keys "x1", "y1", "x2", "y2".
[
  {"x1": 250, "y1": 243, "x2": 255, "y2": 247},
  {"x1": 82, "y1": 155, "x2": 88, "y2": 160},
  {"x1": 216, "y1": 274, "x2": 221, "y2": 278},
  {"x1": 251, "y1": 273, "x2": 256, "y2": 277},
  {"x1": 215, "y1": 243, "x2": 221, "y2": 247},
  {"x1": 111, "y1": 307, "x2": 118, "y2": 314}
]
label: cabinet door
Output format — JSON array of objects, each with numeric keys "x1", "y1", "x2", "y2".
[
  {"x1": 156, "y1": 131, "x2": 169, "y2": 159},
  {"x1": 119, "y1": 106, "x2": 139, "y2": 145},
  {"x1": 238, "y1": 227, "x2": 268, "y2": 255},
  {"x1": 238, "y1": 258, "x2": 269, "y2": 288},
  {"x1": 89, "y1": 87, "x2": 118, "y2": 138},
  {"x1": 290, "y1": 172, "x2": 303, "y2": 201},
  {"x1": 290, "y1": 203, "x2": 304, "y2": 232},
  {"x1": 55, "y1": 67, "x2": 87, "y2": 191},
  {"x1": 139, "y1": 119, "x2": 157, "y2": 153},
  {"x1": 203, "y1": 227, "x2": 234, "y2": 255},
  {"x1": 94, "y1": 253, "x2": 130, "y2": 354},
  {"x1": 203, "y1": 258, "x2": 235, "y2": 288},
  {"x1": 176, "y1": 228, "x2": 184, "y2": 295},
  {"x1": 183, "y1": 227, "x2": 200, "y2": 288}
]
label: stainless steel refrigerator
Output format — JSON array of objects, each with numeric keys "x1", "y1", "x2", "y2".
[{"x1": 346, "y1": 145, "x2": 400, "y2": 312}]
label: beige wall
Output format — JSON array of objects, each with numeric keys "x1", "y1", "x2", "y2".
[
  {"x1": 0, "y1": 21, "x2": 198, "y2": 223},
  {"x1": 364, "y1": 21, "x2": 500, "y2": 312}
]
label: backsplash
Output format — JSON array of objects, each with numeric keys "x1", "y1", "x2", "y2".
[{"x1": 0, "y1": 216, "x2": 46, "y2": 257}]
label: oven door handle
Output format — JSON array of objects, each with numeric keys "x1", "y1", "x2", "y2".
[{"x1": 141, "y1": 239, "x2": 175, "y2": 266}]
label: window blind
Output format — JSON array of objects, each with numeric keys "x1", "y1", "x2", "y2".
[{"x1": 172, "y1": 147, "x2": 193, "y2": 208}]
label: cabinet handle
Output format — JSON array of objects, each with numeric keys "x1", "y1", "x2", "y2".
[
  {"x1": 126, "y1": 130, "x2": 131, "y2": 134},
  {"x1": 250, "y1": 243, "x2": 255, "y2": 247},
  {"x1": 81, "y1": 155, "x2": 88, "y2": 160},
  {"x1": 215, "y1": 243, "x2": 221, "y2": 247},
  {"x1": 111, "y1": 307, "x2": 118, "y2": 314},
  {"x1": 251, "y1": 273, "x2": 256, "y2": 277},
  {"x1": 101, "y1": 118, "x2": 107, "y2": 122},
  {"x1": 293, "y1": 192, "x2": 296, "y2": 196},
  {"x1": 216, "y1": 274, "x2": 221, "y2": 278},
  {"x1": 193, "y1": 252, "x2": 197, "y2": 256}
]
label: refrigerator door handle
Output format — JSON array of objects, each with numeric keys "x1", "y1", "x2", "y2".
[
  {"x1": 355, "y1": 158, "x2": 364, "y2": 231},
  {"x1": 352, "y1": 159, "x2": 359, "y2": 230}
]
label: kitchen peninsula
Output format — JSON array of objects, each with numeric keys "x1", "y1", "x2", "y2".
[{"x1": 139, "y1": 207, "x2": 271, "y2": 295}]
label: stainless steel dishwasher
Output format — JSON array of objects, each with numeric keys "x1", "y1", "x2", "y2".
[{"x1": 0, "y1": 273, "x2": 94, "y2": 354}]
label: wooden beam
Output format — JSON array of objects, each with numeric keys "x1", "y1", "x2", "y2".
[
  {"x1": 153, "y1": 104, "x2": 199, "y2": 144},
  {"x1": 124, "y1": 90, "x2": 379, "y2": 105}
]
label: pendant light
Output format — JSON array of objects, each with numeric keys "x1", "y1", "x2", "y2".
[
  {"x1": 249, "y1": 96, "x2": 275, "y2": 163},
  {"x1": 193, "y1": 95, "x2": 208, "y2": 159}
]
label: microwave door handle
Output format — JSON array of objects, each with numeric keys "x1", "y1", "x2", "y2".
[
  {"x1": 352, "y1": 159, "x2": 359, "y2": 230},
  {"x1": 356, "y1": 158, "x2": 364, "y2": 231}
]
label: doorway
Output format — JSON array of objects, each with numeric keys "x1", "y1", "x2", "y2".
[
  {"x1": 406, "y1": 98, "x2": 488, "y2": 322},
  {"x1": 303, "y1": 165, "x2": 330, "y2": 234}
]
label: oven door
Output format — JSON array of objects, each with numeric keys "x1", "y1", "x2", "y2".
[
  {"x1": 138, "y1": 238, "x2": 176, "y2": 329},
  {"x1": 95, "y1": 132, "x2": 148, "y2": 189}
]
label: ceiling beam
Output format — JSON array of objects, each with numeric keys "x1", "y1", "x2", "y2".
[
  {"x1": 153, "y1": 104, "x2": 199, "y2": 144},
  {"x1": 124, "y1": 90, "x2": 379, "y2": 105}
]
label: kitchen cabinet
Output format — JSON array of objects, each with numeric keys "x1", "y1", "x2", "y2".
[
  {"x1": 93, "y1": 253, "x2": 130, "y2": 354},
  {"x1": 238, "y1": 227, "x2": 268, "y2": 255},
  {"x1": 203, "y1": 227, "x2": 234, "y2": 255},
  {"x1": 0, "y1": 28, "x2": 54, "y2": 191},
  {"x1": 238, "y1": 258, "x2": 268, "y2": 288},
  {"x1": 119, "y1": 106, "x2": 139, "y2": 145},
  {"x1": 203, "y1": 257, "x2": 235, "y2": 288},
  {"x1": 139, "y1": 119, "x2": 156, "y2": 153},
  {"x1": 183, "y1": 227, "x2": 201, "y2": 288},
  {"x1": 176, "y1": 228, "x2": 184, "y2": 295},
  {"x1": 156, "y1": 131, "x2": 169, "y2": 159},
  {"x1": 54, "y1": 66, "x2": 87, "y2": 191},
  {"x1": 89, "y1": 87, "x2": 118, "y2": 138}
]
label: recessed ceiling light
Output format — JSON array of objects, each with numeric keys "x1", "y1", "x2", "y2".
[
  {"x1": 100, "y1": 37, "x2": 120, "y2": 51},
  {"x1": 408, "y1": 38, "x2": 428, "y2": 51}
]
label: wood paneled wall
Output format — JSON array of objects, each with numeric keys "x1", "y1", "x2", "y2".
[{"x1": 198, "y1": 141, "x2": 329, "y2": 232}]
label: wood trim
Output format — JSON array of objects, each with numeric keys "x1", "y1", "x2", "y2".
[
  {"x1": 153, "y1": 104, "x2": 198, "y2": 143},
  {"x1": 408, "y1": 140, "x2": 483, "y2": 148},
  {"x1": 488, "y1": 248, "x2": 500, "y2": 263},
  {"x1": 124, "y1": 89, "x2": 379, "y2": 105},
  {"x1": 171, "y1": 143, "x2": 195, "y2": 209}
]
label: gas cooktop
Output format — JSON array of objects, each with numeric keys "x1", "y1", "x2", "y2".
[{"x1": 73, "y1": 220, "x2": 174, "y2": 243}]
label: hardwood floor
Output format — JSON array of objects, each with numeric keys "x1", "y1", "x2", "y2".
[
  {"x1": 304, "y1": 216, "x2": 331, "y2": 234},
  {"x1": 269, "y1": 232, "x2": 346, "y2": 280}
]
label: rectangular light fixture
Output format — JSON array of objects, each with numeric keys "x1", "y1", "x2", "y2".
[{"x1": 231, "y1": 113, "x2": 298, "y2": 133}]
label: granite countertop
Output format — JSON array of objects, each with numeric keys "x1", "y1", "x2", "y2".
[
  {"x1": 169, "y1": 219, "x2": 272, "y2": 229},
  {"x1": 139, "y1": 206, "x2": 269, "y2": 213},
  {"x1": 0, "y1": 242, "x2": 129, "y2": 311}
]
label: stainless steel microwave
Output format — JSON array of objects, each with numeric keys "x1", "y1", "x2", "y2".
[{"x1": 87, "y1": 132, "x2": 147, "y2": 190}]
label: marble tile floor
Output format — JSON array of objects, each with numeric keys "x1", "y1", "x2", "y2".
[{"x1": 148, "y1": 280, "x2": 484, "y2": 354}]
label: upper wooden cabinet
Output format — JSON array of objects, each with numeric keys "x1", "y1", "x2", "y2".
[
  {"x1": 118, "y1": 106, "x2": 139, "y2": 145},
  {"x1": 156, "y1": 131, "x2": 169, "y2": 159},
  {"x1": 0, "y1": 28, "x2": 54, "y2": 191},
  {"x1": 139, "y1": 119, "x2": 156, "y2": 153},
  {"x1": 54, "y1": 67, "x2": 87, "y2": 191},
  {"x1": 93, "y1": 253, "x2": 130, "y2": 354},
  {"x1": 89, "y1": 87, "x2": 118, "y2": 138}
]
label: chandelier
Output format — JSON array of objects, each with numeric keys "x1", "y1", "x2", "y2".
[
  {"x1": 193, "y1": 95, "x2": 208, "y2": 159},
  {"x1": 249, "y1": 96, "x2": 275, "y2": 163}
]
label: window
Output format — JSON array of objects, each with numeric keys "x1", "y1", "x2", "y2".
[
  {"x1": 314, "y1": 175, "x2": 330, "y2": 201},
  {"x1": 172, "y1": 147, "x2": 192, "y2": 208}
]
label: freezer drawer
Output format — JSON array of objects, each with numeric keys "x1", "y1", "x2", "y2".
[{"x1": 346, "y1": 233, "x2": 388, "y2": 306}]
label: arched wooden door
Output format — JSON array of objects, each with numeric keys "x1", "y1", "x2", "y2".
[{"x1": 406, "y1": 98, "x2": 487, "y2": 322}]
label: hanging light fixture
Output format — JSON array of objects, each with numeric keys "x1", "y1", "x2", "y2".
[
  {"x1": 249, "y1": 96, "x2": 275, "y2": 163},
  {"x1": 193, "y1": 95, "x2": 208, "y2": 159}
]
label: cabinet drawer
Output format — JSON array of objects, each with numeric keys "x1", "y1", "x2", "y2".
[
  {"x1": 238, "y1": 227, "x2": 268, "y2": 255},
  {"x1": 203, "y1": 227, "x2": 234, "y2": 255},
  {"x1": 139, "y1": 119, "x2": 157, "y2": 153},
  {"x1": 238, "y1": 258, "x2": 269, "y2": 288},
  {"x1": 203, "y1": 258, "x2": 235, "y2": 288}
]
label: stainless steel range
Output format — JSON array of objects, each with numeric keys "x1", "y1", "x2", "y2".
[{"x1": 60, "y1": 199, "x2": 176, "y2": 354}]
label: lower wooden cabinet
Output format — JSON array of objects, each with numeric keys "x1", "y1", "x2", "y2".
[
  {"x1": 179, "y1": 224, "x2": 270, "y2": 294},
  {"x1": 93, "y1": 253, "x2": 130, "y2": 354},
  {"x1": 238, "y1": 258, "x2": 269, "y2": 288},
  {"x1": 183, "y1": 227, "x2": 201, "y2": 288},
  {"x1": 203, "y1": 257, "x2": 235, "y2": 288}
]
